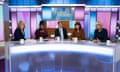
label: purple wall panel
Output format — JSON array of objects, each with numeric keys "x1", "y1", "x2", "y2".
[
  {"x1": 119, "y1": 8, "x2": 120, "y2": 20},
  {"x1": 74, "y1": 7, "x2": 85, "y2": 20},
  {"x1": 11, "y1": 12, "x2": 17, "y2": 34},
  {"x1": 110, "y1": 12, "x2": 117, "y2": 38},
  {"x1": 31, "y1": 12, "x2": 37, "y2": 38},
  {"x1": 97, "y1": 12, "x2": 111, "y2": 37},
  {"x1": 84, "y1": 10, "x2": 90, "y2": 38}
]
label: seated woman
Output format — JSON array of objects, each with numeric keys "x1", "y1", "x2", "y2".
[
  {"x1": 71, "y1": 22, "x2": 85, "y2": 40},
  {"x1": 93, "y1": 22, "x2": 108, "y2": 42},
  {"x1": 35, "y1": 21, "x2": 48, "y2": 40},
  {"x1": 13, "y1": 21, "x2": 25, "y2": 41}
]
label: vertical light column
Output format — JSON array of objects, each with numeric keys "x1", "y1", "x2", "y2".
[
  {"x1": 37, "y1": 8, "x2": 42, "y2": 28},
  {"x1": 110, "y1": 8, "x2": 118, "y2": 38},
  {"x1": 11, "y1": 8, "x2": 17, "y2": 34},
  {"x1": 17, "y1": 8, "x2": 30, "y2": 38},
  {"x1": 84, "y1": 8, "x2": 90, "y2": 38},
  {"x1": 30, "y1": 8, "x2": 37, "y2": 38},
  {"x1": 90, "y1": 8, "x2": 97, "y2": 39},
  {"x1": 0, "y1": 6, "x2": 4, "y2": 41}
]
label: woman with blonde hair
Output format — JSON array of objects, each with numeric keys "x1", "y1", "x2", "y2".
[
  {"x1": 13, "y1": 21, "x2": 25, "y2": 41},
  {"x1": 93, "y1": 21, "x2": 108, "y2": 42}
]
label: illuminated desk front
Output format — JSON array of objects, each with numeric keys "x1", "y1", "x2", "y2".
[{"x1": 5, "y1": 41, "x2": 120, "y2": 72}]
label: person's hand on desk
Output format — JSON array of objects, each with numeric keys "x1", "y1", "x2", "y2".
[
  {"x1": 93, "y1": 38, "x2": 100, "y2": 43},
  {"x1": 25, "y1": 39, "x2": 37, "y2": 43},
  {"x1": 40, "y1": 30, "x2": 45, "y2": 33}
]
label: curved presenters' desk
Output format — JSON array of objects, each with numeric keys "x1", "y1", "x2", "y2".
[{"x1": 5, "y1": 41, "x2": 120, "y2": 72}]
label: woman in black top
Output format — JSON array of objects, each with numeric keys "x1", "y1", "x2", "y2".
[
  {"x1": 13, "y1": 21, "x2": 25, "y2": 41},
  {"x1": 93, "y1": 22, "x2": 108, "y2": 42}
]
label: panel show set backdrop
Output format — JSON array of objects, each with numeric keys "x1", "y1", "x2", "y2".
[
  {"x1": 9, "y1": 5, "x2": 120, "y2": 40},
  {"x1": 0, "y1": 2, "x2": 4, "y2": 41},
  {"x1": 6, "y1": 0, "x2": 120, "y2": 40}
]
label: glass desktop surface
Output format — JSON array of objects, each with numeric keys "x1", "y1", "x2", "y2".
[{"x1": 6, "y1": 41, "x2": 117, "y2": 72}]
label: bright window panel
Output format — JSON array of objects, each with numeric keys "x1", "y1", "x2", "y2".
[
  {"x1": 69, "y1": 20, "x2": 76, "y2": 29},
  {"x1": 42, "y1": 7, "x2": 52, "y2": 20},
  {"x1": 90, "y1": 11, "x2": 96, "y2": 39},
  {"x1": 55, "y1": 8, "x2": 74, "y2": 20}
]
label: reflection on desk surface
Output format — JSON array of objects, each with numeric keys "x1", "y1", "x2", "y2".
[
  {"x1": 10, "y1": 52, "x2": 113, "y2": 72},
  {"x1": 0, "y1": 47, "x2": 4, "y2": 59},
  {"x1": 4, "y1": 40, "x2": 120, "y2": 72}
]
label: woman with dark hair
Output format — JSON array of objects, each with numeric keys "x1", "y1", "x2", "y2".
[
  {"x1": 35, "y1": 21, "x2": 48, "y2": 40},
  {"x1": 71, "y1": 22, "x2": 85, "y2": 40},
  {"x1": 13, "y1": 21, "x2": 25, "y2": 41}
]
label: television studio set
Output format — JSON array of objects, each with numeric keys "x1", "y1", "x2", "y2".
[{"x1": 0, "y1": 0, "x2": 120, "y2": 72}]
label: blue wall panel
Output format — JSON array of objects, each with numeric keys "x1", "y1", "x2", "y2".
[
  {"x1": 90, "y1": 11, "x2": 96, "y2": 39},
  {"x1": 42, "y1": 7, "x2": 52, "y2": 20},
  {"x1": 84, "y1": 11, "x2": 90, "y2": 38}
]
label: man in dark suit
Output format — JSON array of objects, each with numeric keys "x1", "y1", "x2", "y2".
[{"x1": 55, "y1": 22, "x2": 68, "y2": 40}]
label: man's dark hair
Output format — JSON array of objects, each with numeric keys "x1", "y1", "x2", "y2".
[{"x1": 39, "y1": 20, "x2": 45, "y2": 27}]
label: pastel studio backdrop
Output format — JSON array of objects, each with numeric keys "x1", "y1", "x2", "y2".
[
  {"x1": 0, "y1": 3, "x2": 4, "y2": 41},
  {"x1": 9, "y1": 5, "x2": 120, "y2": 40}
]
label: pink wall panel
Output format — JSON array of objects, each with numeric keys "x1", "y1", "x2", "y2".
[
  {"x1": 97, "y1": 12, "x2": 111, "y2": 37},
  {"x1": 74, "y1": 7, "x2": 85, "y2": 20},
  {"x1": 11, "y1": 12, "x2": 17, "y2": 34},
  {"x1": 47, "y1": 21, "x2": 58, "y2": 28},
  {"x1": 110, "y1": 12, "x2": 117, "y2": 38},
  {"x1": 31, "y1": 12, "x2": 37, "y2": 38}
]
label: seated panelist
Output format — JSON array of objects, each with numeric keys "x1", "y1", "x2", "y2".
[
  {"x1": 35, "y1": 21, "x2": 48, "y2": 40},
  {"x1": 13, "y1": 21, "x2": 25, "y2": 41},
  {"x1": 93, "y1": 22, "x2": 108, "y2": 42},
  {"x1": 71, "y1": 22, "x2": 85, "y2": 40},
  {"x1": 55, "y1": 22, "x2": 68, "y2": 40}
]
